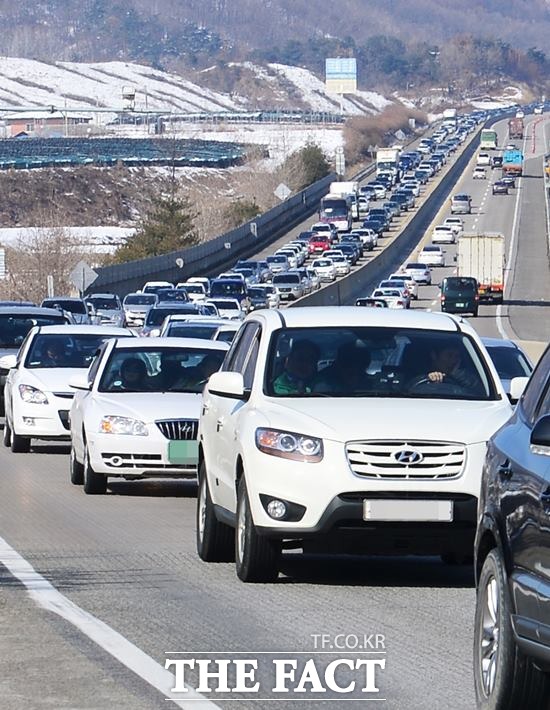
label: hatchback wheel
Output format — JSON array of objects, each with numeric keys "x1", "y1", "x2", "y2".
[
  {"x1": 10, "y1": 428, "x2": 30, "y2": 453},
  {"x1": 83, "y1": 445, "x2": 107, "y2": 495},
  {"x1": 70, "y1": 444, "x2": 84, "y2": 485},
  {"x1": 235, "y1": 478, "x2": 281, "y2": 583},
  {"x1": 473, "y1": 549, "x2": 549, "y2": 709},
  {"x1": 3, "y1": 419, "x2": 12, "y2": 448},
  {"x1": 196, "y1": 461, "x2": 234, "y2": 562}
]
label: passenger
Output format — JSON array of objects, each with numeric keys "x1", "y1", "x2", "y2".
[
  {"x1": 175, "y1": 352, "x2": 225, "y2": 391},
  {"x1": 113, "y1": 357, "x2": 149, "y2": 391},
  {"x1": 272, "y1": 340, "x2": 320, "y2": 395},
  {"x1": 41, "y1": 339, "x2": 66, "y2": 367},
  {"x1": 315, "y1": 342, "x2": 372, "y2": 394}
]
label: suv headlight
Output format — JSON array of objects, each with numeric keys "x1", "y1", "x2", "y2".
[
  {"x1": 19, "y1": 384, "x2": 48, "y2": 404},
  {"x1": 255, "y1": 428, "x2": 323, "y2": 462},
  {"x1": 100, "y1": 416, "x2": 148, "y2": 436}
]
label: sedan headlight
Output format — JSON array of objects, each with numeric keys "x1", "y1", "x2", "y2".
[
  {"x1": 100, "y1": 416, "x2": 148, "y2": 436},
  {"x1": 255, "y1": 428, "x2": 323, "y2": 462},
  {"x1": 19, "y1": 384, "x2": 48, "y2": 404}
]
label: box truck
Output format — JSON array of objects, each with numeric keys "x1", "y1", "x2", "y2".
[
  {"x1": 502, "y1": 149, "x2": 523, "y2": 177},
  {"x1": 457, "y1": 233, "x2": 505, "y2": 302},
  {"x1": 508, "y1": 117, "x2": 524, "y2": 140}
]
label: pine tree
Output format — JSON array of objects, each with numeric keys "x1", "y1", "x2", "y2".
[{"x1": 111, "y1": 191, "x2": 200, "y2": 263}]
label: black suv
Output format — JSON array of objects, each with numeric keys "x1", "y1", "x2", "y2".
[
  {"x1": 473, "y1": 344, "x2": 550, "y2": 709},
  {"x1": 440, "y1": 276, "x2": 479, "y2": 316}
]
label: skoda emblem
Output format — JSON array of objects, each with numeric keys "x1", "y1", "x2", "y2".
[{"x1": 393, "y1": 449, "x2": 423, "y2": 465}]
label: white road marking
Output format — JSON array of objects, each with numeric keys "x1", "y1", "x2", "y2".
[
  {"x1": 0, "y1": 536, "x2": 220, "y2": 710},
  {"x1": 495, "y1": 127, "x2": 528, "y2": 340}
]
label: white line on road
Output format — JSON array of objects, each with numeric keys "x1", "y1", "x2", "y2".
[{"x1": 0, "y1": 536, "x2": 220, "y2": 710}]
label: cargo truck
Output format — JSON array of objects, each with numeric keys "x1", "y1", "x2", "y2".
[
  {"x1": 376, "y1": 148, "x2": 401, "y2": 181},
  {"x1": 508, "y1": 117, "x2": 524, "y2": 140},
  {"x1": 457, "y1": 233, "x2": 505, "y2": 303},
  {"x1": 442, "y1": 108, "x2": 457, "y2": 129},
  {"x1": 480, "y1": 129, "x2": 498, "y2": 150},
  {"x1": 502, "y1": 149, "x2": 523, "y2": 177}
]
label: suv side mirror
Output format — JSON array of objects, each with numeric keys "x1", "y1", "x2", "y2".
[
  {"x1": 509, "y1": 376, "x2": 529, "y2": 403},
  {"x1": 0, "y1": 354, "x2": 17, "y2": 370},
  {"x1": 207, "y1": 371, "x2": 248, "y2": 400},
  {"x1": 530, "y1": 415, "x2": 550, "y2": 454}
]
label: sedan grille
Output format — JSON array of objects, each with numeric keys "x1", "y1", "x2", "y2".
[
  {"x1": 155, "y1": 419, "x2": 199, "y2": 441},
  {"x1": 346, "y1": 440, "x2": 465, "y2": 480}
]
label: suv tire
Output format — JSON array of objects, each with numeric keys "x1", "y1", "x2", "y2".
[
  {"x1": 196, "y1": 462, "x2": 234, "y2": 562},
  {"x1": 474, "y1": 549, "x2": 549, "y2": 709},
  {"x1": 235, "y1": 477, "x2": 281, "y2": 583}
]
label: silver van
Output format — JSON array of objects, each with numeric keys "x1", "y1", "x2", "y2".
[{"x1": 450, "y1": 193, "x2": 472, "y2": 214}]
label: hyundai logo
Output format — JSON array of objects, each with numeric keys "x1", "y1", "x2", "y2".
[{"x1": 393, "y1": 449, "x2": 424, "y2": 465}]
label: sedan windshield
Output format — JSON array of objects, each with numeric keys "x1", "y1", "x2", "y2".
[
  {"x1": 124, "y1": 294, "x2": 157, "y2": 306},
  {"x1": 42, "y1": 299, "x2": 87, "y2": 314},
  {"x1": 87, "y1": 298, "x2": 119, "y2": 310},
  {"x1": 0, "y1": 314, "x2": 65, "y2": 348},
  {"x1": 98, "y1": 347, "x2": 226, "y2": 393},
  {"x1": 265, "y1": 327, "x2": 497, "y2": 400},
  {"x1": 25, "y1": 333, "x2": 117, "y2": 369}
]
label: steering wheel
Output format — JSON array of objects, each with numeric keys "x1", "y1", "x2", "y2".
[{"x1": 408, "y1": 373, "x2": 464, "y2": 395}]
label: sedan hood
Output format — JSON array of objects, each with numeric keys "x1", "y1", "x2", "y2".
[
  {"x1": 94, "y1": 391, "x2": 202, "y2": 423},
  {"x1": 260, "y1": 397, "x2": 512, "y2": 445}
]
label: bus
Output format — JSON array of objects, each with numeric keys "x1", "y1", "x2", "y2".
[
  {"x1": 480, "y1": 129, "x2": 498, "y2": 150},
  {"x1": 318, "y1": 197, "x2": 351, "y2": 233}
]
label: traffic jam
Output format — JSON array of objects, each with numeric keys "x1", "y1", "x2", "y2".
[{"x1": 1, "y1": 103, "x2": 550, "y2": 709}]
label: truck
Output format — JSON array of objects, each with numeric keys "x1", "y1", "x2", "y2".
[
  {"x1": 502, "y1": 149, "x2": 523, "y2": 177},
  {"x1": 442, "y1": 108, "x2": 457, "y2": 129},
  {"x1": 508, "y1": 117, "x2": 524, "y2": 140},
  {"x1": 457, "y1": 233, "x2": 505, "y2": 303},
  {"x1": 318, "y1": 196, "x2": 352, "y2": 233},
  {"x1": 329, "y1": 181, "x2": 360, "y2": 219},
  {"x1": 376, "y1": 147, "x2": 401, "y2": 181},
  {"x1": 480, "y1": 129, "x2": 498, "y2": 150}
]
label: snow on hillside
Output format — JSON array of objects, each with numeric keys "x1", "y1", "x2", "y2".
[
  {"x1": 0, "y1": 57, "x2": 394, "y2": 118},
  {"x1": 0, "y1": 58, "x2": 242, "y2": 114},
  {"x1": 268, "y1": 63, "x2": 393, "y2": 115}
]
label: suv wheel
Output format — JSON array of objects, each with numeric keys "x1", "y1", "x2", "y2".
[
  {"x1": 235, "y1": 477, "x2": 281, "y2": 583},
  {"x1": 196, "y1": 462, "x2": 234, "y2": 562},
  {"x1": 70, "y1": 444, "x2": 84, "y2": 485},
  {"x1": 83, "y1": 445, "x2": 107, "y2": 495},
  {"x1": 474, "y1": 549, "x2": 549, "y2": 709}
]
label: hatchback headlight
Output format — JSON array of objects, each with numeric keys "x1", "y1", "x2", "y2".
[
  {"x1": 19, "y1": 384, "x2": 48, "y2": 404},
  {"x1": 100, "y1": 416, "x2": 148, "y2": 436},
  {"x1": 255, "y1": 428, "x2": 323, "y2": 462}
]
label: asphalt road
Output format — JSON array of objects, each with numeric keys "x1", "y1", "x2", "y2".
[{"x1": 0, "y1": 113, "x2": 549, "y2": 710}]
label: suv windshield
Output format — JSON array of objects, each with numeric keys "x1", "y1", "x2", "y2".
[
  {"x1": 42, "y1": 299, "x2": 87, "y2": 314},
  {"x1": 145, "y1": 307, "x2": 199, "y2": 326},
  {"x1": 0, "y1": 313, "x2": 66, "y2": 348},
  {"x1": 25, "y1": 333, "x2": 117, "y2": 369},
  {"x1": 87, "y1": 297, "x2": 120, "y2": 310},
  {"x1": 273, "y1": 274, "x2": 300, "y2": 285},
  {"x1": 123, "y1": 294, "x2": 156, "y2": 306},
  {"x1": 265, "y1": 327, "x2": 497, "y2": 400},
  {"x1": 442, "y1": 278, "x2": 477, "y2": 295}
]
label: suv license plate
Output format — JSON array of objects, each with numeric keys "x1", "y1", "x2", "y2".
[{"x1": 363, "y1": 500, "x2": 453, "y2": 522}]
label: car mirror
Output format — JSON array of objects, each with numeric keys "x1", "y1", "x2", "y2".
[
  {"x1": 0, "y1": 354, "x2": 17, "y2": 370},
  {"x1": 530, "y1": 414, "x2": 550, "y2": 454},
  {"x1": 509, "y1": 376, "x2": 529, "y2": 403},
  {"x1": 207, "y1": 371, "x2": 248, "y2": 400},
  {"x1": 69, "y1": 374, "x2": 91, "y2": 391}
]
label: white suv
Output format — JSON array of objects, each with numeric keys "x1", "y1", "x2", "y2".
[{"x1": 197, "y1": 308, "x2": 514, "y2": 582}]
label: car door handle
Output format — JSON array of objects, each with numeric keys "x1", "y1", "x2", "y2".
[
  {"x1": 202, "y1": 403, "x2": 210, "y2": 415},
  {"x1": 216, "y1": 418, "x2": 224, "y2": 432},
  {"x1": 498, "y1": 461, "x2": 513, "y2": 480}
]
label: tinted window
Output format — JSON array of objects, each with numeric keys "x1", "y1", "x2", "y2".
[
  {"x1": 520, "y1": 345, "x2": 550, "y2": 423},
  {"x1": 87, "y1": 297, "x2": 120, "y2": 310},
  {"x1": 222, "y1": 322, "x2": 259, "y2": 374},
  {"x1": 0, "y1": 313, "x2": 65, "y2": 348},
  {"x1": 265, "y1": 327, "x2": 497, "y2": 400},
  {"x1": 42, "y1": 299, "x2": 87, "y2": 314},
  {"x1": 99, "y1": 347, "x2": 225, "y2": 393},
  {"x1": 25, "y1": 333, "x2": 119, "y2": 369},
  {"x1": 145, "y1": 307, "x2": 199, "y2": 326},
  {"x1": 485, "y1": 345, "x2": 532, "y2": 381},
  {"x1": 124, "y1": 294, "x2": 157, "y2": 306}
]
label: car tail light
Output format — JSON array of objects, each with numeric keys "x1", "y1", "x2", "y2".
[{"x1": 440, "y1": 295, "x2": 445, "y2": 302}]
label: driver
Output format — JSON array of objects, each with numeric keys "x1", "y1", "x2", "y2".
[
  {"x1": 175, "y1": 352, "x2": 224, "y2": 390},
  {"x1": 423, "y1": 345, "x2": 479, "y2": 390}
]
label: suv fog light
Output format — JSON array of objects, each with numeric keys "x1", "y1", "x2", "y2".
[
  {"x1": 23, "y1": 417, "x2": 35, "y2": 426},
  {"x1": 267, "y1": 499, "x2": 287, "y2": 519}
]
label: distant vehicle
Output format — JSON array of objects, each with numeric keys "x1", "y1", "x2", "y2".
[
  {"x1": 402, "y1": 263, "x2": 432, "y2": 285},
  {"x1": 355, "y1": 297, "x2": 388, "y2": 308},
  {"x1": 370, "y1": 288, "x2": 407, "y2": 309},
  {"x1": 142, "y1": 281, "x2": 173, "y2": 294},
  {"x1": 418, "y1": 245, "x2": 445, "y2": 267},
  {"x1": 480, "y1": 337, "x2": 533, "y2": 397},
  {"x1": 480, "y1": 129, "x2": 498, "y2": 150},
  {"x1": 490, "y1": 155, "x2": 503, "y2": 168},
  {"x1": 502, "y1": 149, "x2": 523, "y2": 177},
  {"x1": 432, "y1": 225, "x2": 456, "y2": 244},
  {"x1": 85, "y1": 294, "x2": 125, "y2": 328},
  {"x1": 440, "y1": 276, "x2": 479, "y2": 317},
  {"x1": 122, "y1": 292, "x2": 158, "y2": 327},
  {"x1": 41, "y1": 297, "x2": 91, "y2": 325},
  {"x1": 451, "y1": 193, "x2": 472, "y2": 214},
  {"x1": 443, "y1": 217, "x2": 464, "y2": 237},
  {"x1": 508, "y1": 117, "x2": 524, "y2": 139},
  {"x1": 141, "y1": 303, "x2": 207, "y2": 336},
  {"x1": 318, "y1": 197, "x2": 351, "y2": 233},
  {"x1": 476, "y1": 153, "x2": 491, "y2": 167},
  {"x1": 457, "y1": 233, "x2": 504, "y2": 303},
  {"x1": 492, "y1": 180, "x2": 509, "y2": 195}
]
